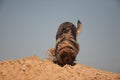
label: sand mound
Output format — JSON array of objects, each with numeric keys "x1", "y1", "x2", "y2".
[{"x1": 0, "y1": 56, "x2": 120, "y2": 80}]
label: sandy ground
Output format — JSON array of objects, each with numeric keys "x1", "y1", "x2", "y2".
[{"x1": 0, "y1": 56, "x2": 120, "y2": 80}]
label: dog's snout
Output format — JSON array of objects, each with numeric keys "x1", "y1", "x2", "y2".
[{"x1": 61, "y1": 53, "x2": 67, "y2": 59}]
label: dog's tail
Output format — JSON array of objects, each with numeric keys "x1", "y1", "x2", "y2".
[{"x1": 77, "y1": 20, "x2": 82, "y2": 35}]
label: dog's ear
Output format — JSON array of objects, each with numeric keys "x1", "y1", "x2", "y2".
[{"x1": 77, "y1": 20, "x2": 82, "y2": 35}]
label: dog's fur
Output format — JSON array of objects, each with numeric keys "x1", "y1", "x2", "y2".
[{"x1": 48, "y1": 20, "x2": 82, "y2": 66}]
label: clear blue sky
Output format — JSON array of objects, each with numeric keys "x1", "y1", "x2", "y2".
[{"x1": 0, "y1": 0, "x2": 120, "y2": 73}]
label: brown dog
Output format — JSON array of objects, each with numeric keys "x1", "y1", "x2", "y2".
[{"x1": 48, "y1": 20, "x2": 82, "y2": 66}]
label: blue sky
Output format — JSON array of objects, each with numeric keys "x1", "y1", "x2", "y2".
[{"x1": 0, "y1": 0, "x2": 120, "y2": 73}]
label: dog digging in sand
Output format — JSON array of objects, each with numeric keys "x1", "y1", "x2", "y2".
[{"x1": 48, "y1": 20, "x2": 82, "y2": 66}]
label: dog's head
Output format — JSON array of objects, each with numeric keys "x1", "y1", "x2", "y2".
[
  {"x1": 56, "y1": 47, "x2": 77, "y2": 66},
  {"x1": 55, "y1": 39, "x2": 80, "y2": 66}
]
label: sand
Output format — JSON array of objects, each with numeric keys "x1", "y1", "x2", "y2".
[{"x1": 0, "y1": 56, "x2": 120, "y2": 80}]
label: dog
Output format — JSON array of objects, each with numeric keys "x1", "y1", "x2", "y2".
[{"x1": 48, "y1": 20, "x2": 82, "y2": 66}]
